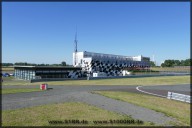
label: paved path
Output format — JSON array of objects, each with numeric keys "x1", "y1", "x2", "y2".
[
  {"x1": 70, "y1": 91, "x2": 175, "y2": 125},
  {"x1": 2, "y1": 84, "x2": 190, "y2": 125}
]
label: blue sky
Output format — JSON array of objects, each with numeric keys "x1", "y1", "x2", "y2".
[{"x1": 2, "y1": 2, "x2": 190, "y2": 65}]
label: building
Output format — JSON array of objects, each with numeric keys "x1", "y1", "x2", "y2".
[
  {"x1": 14, "y1": 66, "x2": 84, "y2": 80},
  {"x1": 14, "y1": 51, "x2": 150, "y2": 81},
  {"x1": 73, "y1": 51, "x2": 150, "y2": 76}
]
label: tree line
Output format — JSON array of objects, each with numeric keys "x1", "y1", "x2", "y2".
[
  {"x1": 2, "y1": 59, "x2": 191, "y2": 67},
  {"x1": 2, "y1": 61, "x2": 71, "y2": 67},
  {"x1": 161, "y1": 59, "x2": 191, "y2": 67}
]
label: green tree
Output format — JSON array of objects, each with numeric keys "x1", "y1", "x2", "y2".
[
  {"x1": 180, "y1": 60, "x2": 185, "y2": 66},
  {"x1": 161, "y1": 59, "x2": 191, "y2": 67},
  {"x1": 2, "y1": 63, "x2": 13, "y2": 66},
  {"x1": 61, "y1": 61, "x2": 67, "y2": 66},
  {"x1": 161, "y1": 63, "x2": 166, "y2": 67},
  {"x1": 184, "y1": 59, "x2": 191, "y2": 66},
  {"x1": 174, "y1": 60, "x2": 181, "y2": 66},
  {"x1": 164, "y1": 60, "x2": 175, "y2": 67},
  {"x1": 15, "y1": 62, "x2": 27, "y2": 66},
  {"x1": 150, "y1": 61, "x2": 156, "y2": 67}
]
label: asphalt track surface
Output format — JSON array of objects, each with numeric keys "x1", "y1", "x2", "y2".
[{"x1": 2, "y1": 84, "x2": 190, "y2": 125}]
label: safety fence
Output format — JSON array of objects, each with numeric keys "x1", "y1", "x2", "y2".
[{"x1": 167, "y1": 92, "x2": 191, "y2": 103}]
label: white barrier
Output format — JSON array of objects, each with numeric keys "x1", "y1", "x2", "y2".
[{"x1": 167, "y1": 92, "x2": 191, "y2": 103}]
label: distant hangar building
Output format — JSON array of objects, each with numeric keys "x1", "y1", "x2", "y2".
[{"x1": 73, "y1": 51, "x2": 150, "y2": 76}]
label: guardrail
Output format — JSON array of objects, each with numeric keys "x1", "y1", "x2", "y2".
[{"x1": 167, "y1": 92, "x2": 191, "y2": 103}]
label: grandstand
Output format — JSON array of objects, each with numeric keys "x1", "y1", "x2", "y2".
[{"x1": 73, "y1": 51, "x2": 150, "y2": 76}]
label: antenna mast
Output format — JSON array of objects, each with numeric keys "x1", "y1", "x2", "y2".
[
  {"x1": 74, "y1": 27, "x2": 78, "y2": 66},
  {"x1": 152, "y1": 55, "x2": 156, "y2": 66}
]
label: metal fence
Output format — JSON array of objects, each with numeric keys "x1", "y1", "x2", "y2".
[{"x1": 167, "y1": 92, "x2": 191, "y2": 103}]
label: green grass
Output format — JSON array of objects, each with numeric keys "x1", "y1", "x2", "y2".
[
  {"x1": 2, "y1": 88, "x2": 43, "y2": 94},
  {"x1": 93, "y1": 91, "x2": 190, "y2": 126},
  {"x1": 2, "y1": 76, "x2": 190, "y2": 86},
  {"x1": 2, "y1": 67, "x2": 14, "y2": 71},
  {"x1": 2, "y1": 76, "x2": 16, "y2": 81},
  {"x1": 2, "y1": 102, "x2": 153, "y2": 126},
  {"x1": 151, "y1": 67, "x2": 190, "y2": 72}
]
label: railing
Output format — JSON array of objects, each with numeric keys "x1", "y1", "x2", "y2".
[
  {"x1": 84, "y1": 51, "x2": 133, "y2": 60},
  {"x1": 167, "y1": 92, "x2": 191, "y2": 103}
]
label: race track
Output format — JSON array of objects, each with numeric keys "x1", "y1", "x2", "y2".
[
  {"x1": 2, "y1": 84, "x2": 190, "y2": 110},
  {"x1": 2, "y1": 84, "x2": 190, "y2": 125}
]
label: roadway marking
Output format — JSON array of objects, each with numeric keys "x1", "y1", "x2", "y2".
[{"x1": 136, "y1": 86, "x2": 167, "y2": 98}]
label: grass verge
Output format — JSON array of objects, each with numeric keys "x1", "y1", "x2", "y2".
[
  {"x1": 2, "y1": 76, "x2": 190, "y2": 86},
  {"x1": 2, "y1": 88, "x2": 42, "y2": 94},
  {"x1": 150, "y1": 67, "x2": 190, "y2": 72},
  {"x1": 2, "y1": 67, "x2": 14, "y2": 71},
  {"x1": 2, "y1": 102, "x2": 153, "y2": 126},
  {"x1": 93, "y1": 91, "x2": 190, "y2": 126}
]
